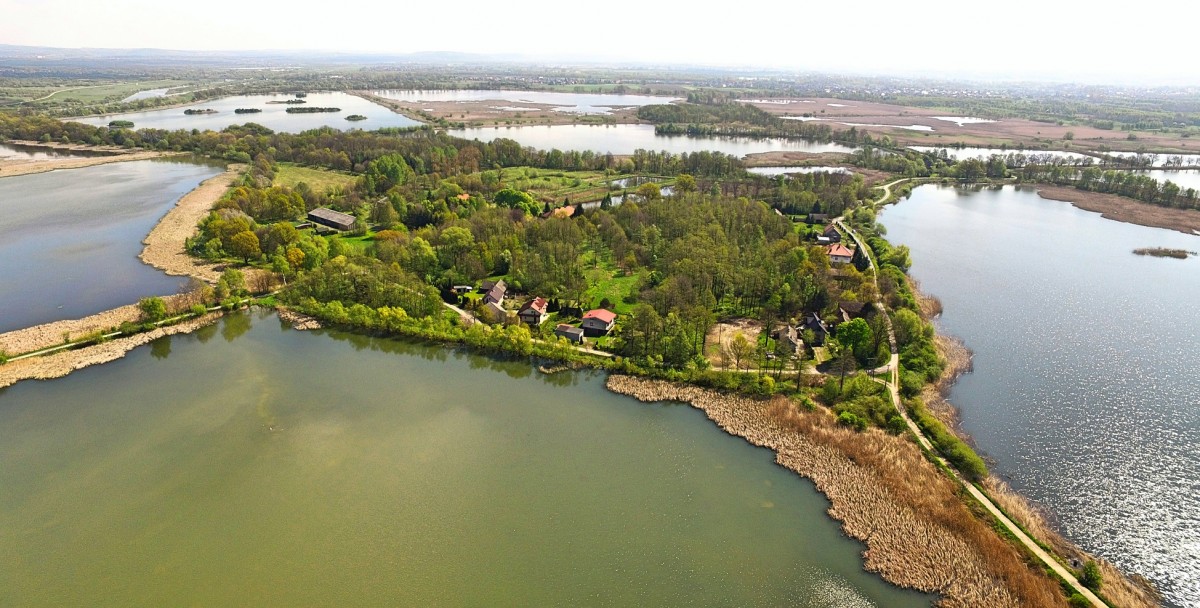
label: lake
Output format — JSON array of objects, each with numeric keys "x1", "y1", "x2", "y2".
[
  {"x1": 447, "y1": 124, "x2": 856, "y2": 157},
  {"x1": 373, "y1": 89, "x2": 678, "y2": 115},
  {"x1": 0, "y1": 159, "x2": 222, "y2": 333},
  {"x1": 878, "y1": 184, "x2": 1200, "y2": 607},
  {"x1": 0, "y1": 312, "x2": 933, "y2": 608},
  {"x1": 73, "y1": 92, "x2": 422, "y2": 133}
]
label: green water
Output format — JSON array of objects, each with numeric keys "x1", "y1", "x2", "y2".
[{"x1": 0, "y1": 312, "x2": 932, "y2": 607}]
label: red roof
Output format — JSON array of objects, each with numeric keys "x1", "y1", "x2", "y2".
[
  {"x1": 825, "y1": 243, "x2": 853, "y2": 258},
  {"x1": 521, "y1": 297, "x2": 548, "y2": 314},
  {"x1": 583, "y1": 309, "x2": 617, "y2": 323}
]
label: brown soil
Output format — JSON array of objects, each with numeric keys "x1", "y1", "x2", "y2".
[
  {"x1": 355, "y1": 91, "x2": 644, "y2": 127},
  {"x1": 606, "y1": 375, "x2": 1070, "y2": 607},
  {"x1": 138, "y1": 164, "x2": 249, "y2": 283},
  {"x1": 1035, "y1": 185, "x2": 1200, "y2": 235},
  {"x1": 751, "y1": 97, "x2": 1199, "y2": 154},
  {"x1": 0, "y1": 313, "x2": 222, "y2": 389},
  {"x1": 0, "y1": 143, "x2": 179, "y2": 178}
]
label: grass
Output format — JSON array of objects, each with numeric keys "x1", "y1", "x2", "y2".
[
  {"x1": 274, "y1": 163, "x2": 358, "y2": 194},
  {"x1": 470, "y1": 166, "x2": 672, "y2": 205},
  {"x1": 582, "y1": 262, "x2": 642, "y2": 315},
  {"x1": 330, "y1": 232, "x2": 375, "y2": 253},
  {"x1": 0, "y1": 79, "x2": 189, "y2": 106}
]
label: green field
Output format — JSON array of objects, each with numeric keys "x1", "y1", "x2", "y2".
[
  {"x1": 582, "y1": 262, "x2": 642, "y2": 315},
  {"x1": 476, "y1": 167, "x2": 671, "y2": 205},
  {"x1": 274, "y1": 163, "x2": 358, "y2": 194},
  {"x1": 0, "y1": 79, "x2": 189, "y2": 107}
]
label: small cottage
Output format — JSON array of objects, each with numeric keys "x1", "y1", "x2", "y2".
[
  {"x1": 581, "y1": 309, "x2": 617, "y2": 336},
  {"x1": 825, "y1": 243, "x2": 854, "y2": 265},
  {"x1": 801, "y1": 312, "x2": 829, "y2": 346},
  {"x1": 554, "y1": 324, "x2": 586, "y2": 344},
  {"x1": 822, "y1": 224, "x2": 842, "y2": 243},
  {"x1": 518, "y1": 297, "x2": 549, "y2": 326},
  {"x1": 482, "y1": 302, "x2": 508, "y2": 324},
  {"x1": 806, "y1": 213, "x2": 831, "y2": 224},
  {"x1": 307, "y1": 208, "x2": 356, "y2": 232},
  {"x1": 770, "y1": 325, "x2": 804, "y2": 353},
  {"x1": 481, "y1": 279, "x2": 507, "y2": 305}
]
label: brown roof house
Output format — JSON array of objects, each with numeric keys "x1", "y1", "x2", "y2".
[
  {"x1": 825, "y1": 243, "x2": 854, "y2": 265},
  {"x1": 518, "y1": 297, "x2": 549, "y2": 326},
  {"x1": 822, "y1": 224, "x2": 842, "y2": 243},
  {"x1": 307, "y1": 207, "x2": 356, "y2": 232},
  {"x1": 481, "y1": 279, "x2": 507, "y2": 306},
  {"x1": 581, "y1": 309, "x2": 617, "y2": 337},
  {"x1": 481, "y1": 301, "x2": 509, "y2": 325},
  {"x1": 554, "y1": 324, "x2": 586, "y2": 344},
  {"x1": 769, "y1": 324, "x2": 804, "y2": 354}
]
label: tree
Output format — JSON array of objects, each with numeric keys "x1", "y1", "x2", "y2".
[
  {"x1": 727, "y1": 332, "x2": 754, "y2": 371},
  {"x1": 138, "y1": 296, "x2": 168, "y2": 323},
  {"x1": 830, "y1": 340, "x2": 858, "y2": 392},
  {"x1": 675, "y1": 173, "x2": 696, "y2": 193},
  {"x1": 1080, "y1": 561, "x2": 1102, "y2": 592},
  {"x1": 636, "y1": 182, "x2": 662, "y2": 201},
  {"x1": 600, "y1": 193, "x2": 613, "y2": 210},
  {"x1": 229, "y1": 230, "x2": 262, "y2": 264},
  {"x1": 835, "y1": 317, "x2": 873, "y2": 364},
  {"x1": 220, "y1": 268, "x2": 248, "y2": 296}
]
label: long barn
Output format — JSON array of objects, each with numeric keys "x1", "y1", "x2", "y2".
[{"x1": 307, "y1": 207, "x2": 356, "y2": 231}]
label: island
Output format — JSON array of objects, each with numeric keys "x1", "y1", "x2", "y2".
[
  {"x1": 107, "y1": 120, "x2": 134, "y2": 128},
  {"x1": 183, "y1": 108, "x2": 218, "y2": 115},
  {"x1": 233, "y1": 108, "x2": 262, "y2": 114},
  {"x1": 285, "y1": 107, "x2": 341, "y2": 114},
  {"x1": 266, "y1": 99, "x2": 306, "y2": 105},
  {"x1": 344, "y1": 114, "x2": 367, "y2": 121}
]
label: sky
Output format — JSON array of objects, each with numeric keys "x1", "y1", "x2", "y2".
[{"x1": 2, "y1": 0, "x2": 1198, "y2": 86}]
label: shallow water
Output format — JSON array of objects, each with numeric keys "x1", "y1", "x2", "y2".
[
  {"x1": 879, "y1": 184, "x2": 1200, "y2": 607},
  {"x1": 0, "y1": 312, "x2": 933, "y2": 607},
  {"x1": 374, "y1": 89, "x2": 678, "y2": 115},
  {"x1": 0, "y1": 159, "x2": 222, "y2": 332},
  {"x1": 74, "y1": 92, "x2": 422, "y2": 133},
  {"x1": 447, "y1": 123, "x2": 856, "y2": 157}
]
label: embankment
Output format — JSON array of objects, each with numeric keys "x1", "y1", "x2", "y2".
[
  {"x1": 0, "y1": 313, "x2": 222, "y2": 389},
  {"x1": 1036, "y1": 185, "x2": 1200, "y2": 235},
  {"x1": 606, "y1": 374, "x2": 1070, "y2": 608},
  {"x1": 139, "y1": 163, "x2": 245, "y2": 283}
]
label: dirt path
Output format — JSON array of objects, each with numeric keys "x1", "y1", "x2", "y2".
[
  {"x1": 840, "y1": 201, "x2": 1110, "y2": 607},
  {"x1": 139, "y1": 164, "x2": 245, "y2": 283}
]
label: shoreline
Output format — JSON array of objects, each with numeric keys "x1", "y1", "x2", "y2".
[
  {"x1": 138, "y1": 163, "x2": 246, "y2": 283},
  {"x1": 907, "y1": 279, "x2": 1163, "y2": 608},
  {"x1": 1034, "y1": 185, "x2": 1200, "y2": 235},
  {"x1": 0, "y1": 313, "x2": 223, "y2": 390},
  {"x1": 0, "y1": 292, "x2": 206, "y2": 356},
  {"x1": 0, "y1": 141, "x2": 182, "y2": 178},
  {"x1": 606, "y1": 375, "x2": 1068, "y2": 607}
]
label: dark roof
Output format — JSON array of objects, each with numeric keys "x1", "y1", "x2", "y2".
[
  {"x1": 839, "y1": 301, "x2": 867, "y2": 315},
  {"x1": 481, "y1": 279, "x2": 507, "y2": 293},
  {"x1": 802, "y1": 312, "x2": 829, "y2": 334},
  {"x1": 555, "y1": 324, "x2": 585, "y2": 336},
  {"x1": 823, "y1": 224, "x2": 841, "y2": 236},
  {"x1": 484, "y1": 285, "x2": 505, "y2": 303},
  {"x1": 307, "y1": 207, "x2": 356, "y2": 229}
]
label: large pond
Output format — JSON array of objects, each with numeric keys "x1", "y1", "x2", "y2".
[
  {"x1": 0, "y1": 312, "x2": 933, "y2": 608},
  {"x1": 373, "y1": 89, "x2": 678, "y2": 115},
  {"x1": 446, "y1": 124, "x2": 856, "y2": 157},
  {"x1": 878, "y1": 185, "x2": 1200, "y2": 607},
  {"x1": 73, "y1": 92, "x2": 422, "y2": 134},
  {"x1": 0, "y1": 142, "x2": 93, "y2": 161},
  {"x1": 908, "y1": 146, "x2": 1097, "y2": 163},
  {"x1": 0, "y1": 159, "x2": 222, "y2": 333}
]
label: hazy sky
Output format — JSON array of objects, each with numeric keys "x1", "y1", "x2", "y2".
[{"x1": 2, "y1": 0, "x2": 1198, "y2": 85}]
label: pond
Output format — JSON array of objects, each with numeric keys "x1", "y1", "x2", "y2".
[
  {"x1": 0, "y1": 158, "x2": 222, "y2": 333},
  {"x1": 0, "y1": 312, "x2": 934, "y2": 608},
  {"x1": 73, "y1": 92, "x2": 422, "y2": 134},
  {"x1": 878, "y1": 184, "x2": 1200, "y2": 607}
]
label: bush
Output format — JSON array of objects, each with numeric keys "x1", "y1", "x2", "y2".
[
  {"x1": 837, "y1": 411, "x2": 868, "y2": 432},
  {"x1": 138, "y1": 296, "x2": 168, "y2": 323},
  {"x1": 190, "y1": 304, "x2": 208, "y2": 316},
  {"x1": 1079, "y1": 561, "x2": 1102, "y2": 591},
  {"x1": 1067, "y1": 593, "x2": 1090, "y2": 608},
  {"x1": 910, "y1": 398, "x2": 988, "y2": 482}
]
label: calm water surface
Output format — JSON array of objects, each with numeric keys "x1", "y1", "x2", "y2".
[
  {"x1": 0, "y1": 159, "x2": 222, "y2": 332},
  {"x1": 74, "y1": 92, "x2": 422, "y2": 133},
  {"x1": 879, "y1": 185, "x2": 1200, "y2": 607},
  {"x1": 0, "y1": 313, "x2": 933, "y2": 608},
  {"x1": 447, "y1": 124, "x2": 855, "y2": 157},
  {"x1": 908, "y1": 146, "x2": 1097, "y2": 162},
  {"x1": 374, "y1": 89, "x2": 678, "y2": 114},
  {"x1": 0, "y1": 142, "x2": 90, "y2": 160}
]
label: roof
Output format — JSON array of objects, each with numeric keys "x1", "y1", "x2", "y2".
[
  {"x1": 825, "y1": 243, "x2": 854, "y2": 258},
  {"x1": 456, "y1": 192, "x2": 471, "y2": 200},
  {"x1": 542, "y1": 205, "x2": 576, "y2": 219},
  {"x1": 839, "y1": 301, "x2": 867, "y2": 315},
  {"x1": 823, "y1": 224, "x2": 841, "y2": 236},
  {"x1": 307, "y1": 207, "x2": 356, "y2": 226},
  {"x1": 484, "y1": 285, "x2": 505, "y2": 302},
  {"x1": 481, "y1": 279, "x2": 507, "y2": 292},
  {"x1": 583, "y1": 309, "x2": 617, "y2": 324},
  {"x1": 520, "y1": 297, "x2": 548, "y2": 315},
  {"x1": 555, "y1": 324, "x2": 585, "y2": 335},
  {"x1": 483, "y1": 302, "x2": 507, "y2": 320}
]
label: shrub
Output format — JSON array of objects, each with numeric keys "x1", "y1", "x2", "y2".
[
  {"x1": 138, "y1": 296, "x2": 168, "y2": 322},
  {"x1": 190, "y1": 304, "x2": 208, "y2": 316},
  {"x1": 1079, "y1": 561, "x2": 1102, "y2": 591}
]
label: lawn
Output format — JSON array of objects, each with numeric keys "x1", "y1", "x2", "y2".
[
  {"x1": 0, "y1": 79, "x2": 189, "y2": 106},
  {"x1": 469, "y1": 166, "x2": 673, "y2": 206},
  {"x1": 582, "y1": 263, "x2": 642, "y2": 315},
  {"x1": 274, "y1": 163, "x2": 358, "y2": 194}
]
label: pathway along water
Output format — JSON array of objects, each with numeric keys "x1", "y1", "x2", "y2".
[
  {"x1": 0, "y1": 311, "x2": 934, "y2": 608},
  {"x1": 878, "y1": 184, "x2": 1200, "y2": 608}
]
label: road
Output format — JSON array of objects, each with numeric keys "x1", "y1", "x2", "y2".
[{"x1": 837, "y1": 184, "x2": 1109, "y2": 608}]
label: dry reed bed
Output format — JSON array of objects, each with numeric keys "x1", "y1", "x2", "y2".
[
  {"x1": 606, "y1": 375, "x2": 1068, "y2": 608},
  {"x1": 0, "y1": 313, "x2": 222, "y2": 389},
  {"x1": 138, "y1": 163, "x2": 248, "y2": 283}
]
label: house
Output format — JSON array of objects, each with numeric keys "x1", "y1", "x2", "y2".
[
  {"x1": 307, "y1": 207, "x2": 356, "y2": 232},
  {"x1": 581, "y1": 309, "x2": 617, "y2": 336},
  {"x1": 806, "y1": 213, "x2": 831, "y2": 224},
  {"x1": 822, "y1": 224, "x2": 842, "y2": 243},
  {"x1": 518, "y1": 297, "x2": 549, "y2": 326},
  {"x1": 801, "y1": 312, "x2": 829, "y2": 346},
  {"x1": 481, "y1": 301, "x2": 508, "y2": 324},
  {"x1": 554, "y1": 324, "x2": 586, "y2": 344},
  {"x1": 481, "y1": 279, "x2": 507, "y2": 306},
  {"x1": 452, "y1": 285, "x2": 474, "y2": 295},
  {"x1": 825, "y1": 243, "x2": 854, "y2": 264},
  {"x1": 770, "y1": 325, "x2": 804, "y2": 354}
]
